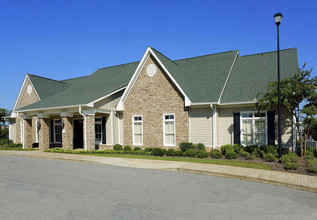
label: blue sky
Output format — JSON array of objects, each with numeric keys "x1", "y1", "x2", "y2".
[{"x1": 1, "y1": 0, "x2": 316, "y2": 110}]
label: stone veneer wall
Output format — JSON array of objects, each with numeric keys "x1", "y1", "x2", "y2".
[
  {"x1": 62, "y1": 117, "x2": 73, "y2": 150},
  {"x1": 123, "y1": 55, "x2": 189, "y2": 148},
  {"x1": 85, "y1": 115, "x2": 95, "y2": 151},
  {"x1": 39, "y1": 118, "x2": 50, "y2": 149},
  {"x1": 23, "y1": 119, "x2": 32, "y2": 149},
  {"x1": 16, "y1": 116, "x2": 22, "y2": 144}
]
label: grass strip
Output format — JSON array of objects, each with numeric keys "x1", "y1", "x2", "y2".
[
  {"x1": 0, "y1": 146, "x2": 37, "y2": 151},
  {"x1": 44, "y1": 149, "x2": 272, "y2": 170}
]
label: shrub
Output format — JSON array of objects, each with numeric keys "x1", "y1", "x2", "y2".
[
  {"x1": 240, "y1": 151, "x2": 252, "y2": 160},
  {"x1": 133, "y1": 147, "x2": 142, "y2": 151},
  {"x1": 0, "y1": 139, "x2": 13, "y2": 146},
  {"x1": 284, "y1": 161, "x2": 300, "y2": 170},
  {"x1": 113, "y1": 144, "x2": 122, "y2": 151},
  {"x1": 175, "y1": 150, "x2": 183, "y2": 157},
  {"x1": 179, "y1": 142, "x2": 195, "y2": 152},
  {"x1": 304, "y1": 151, "x2": 314, "y2": 162},
  {"x1": 251, "y1": 152, "x2": 257, "y2": 160},
  {"x1": 123, "y1": 146, "x2": 131, "y2": 151},
  {"x1": 144, "y1": 147, "x2": 153, "y2": 152},
  {"x1": 210, "y1": 149, "x2": 222, "y2": 159},
  {"x1": 263, "y1": 153, "x2": 276, "y2": 162},
  {"x1": 295, "y1": 144, "x2": 316, "y2": 157},
  {"x1": 184, "y1": 149, "x2": 197, "y2": 157},
  {"x1": 282, "y1": 153, "x2": 299, "y2": 170},
  {"x1": 132, "y1": 150, "x2": 146, "y2": 155},
  {"x1": 196, "y1": 143, "x2": 206, "y2": 151},
  {"x1": 225, "y1": 150, "x2": 238, "y2": 159},
  {"x1": 151, "y1": 148, "x2": 166, "y2": 157},
  {"x1": 221, "y1": 145, "x2": 233, "y2": 155},
  {"x1": 166, "y1": 148, "x2": 176, "y2": 156},
  {"x1": 233, "y1": 144, "x2": 243, "y2": 154},
  {"x1": 197, "y1": 150, "x2": 208, "y2": 158},
  {"x1": 307, "y1": 159, "x2": 317, "y2": 173},
  {"x1": 245, "y1": 145, "x2": 260, "y2": 156},
  {"x1": 266, "y1": 145, "x2": 278, "y2": 157}
]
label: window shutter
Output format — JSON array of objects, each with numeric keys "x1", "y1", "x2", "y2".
[
  {"x1": 234, "y1": 113, "x2": 240, "y2": 144},
  {"x1": 50, "y1": 119, "x2": 54, "y2": 143},
  {"x1": 267, "y1": 111, "x2": 275, "y2": 145},
  {"x1": 102, "y1": 117, "x2": 106, "y2": 144}
]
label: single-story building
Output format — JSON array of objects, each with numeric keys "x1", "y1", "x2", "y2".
[{"x1": 8, "y1": 47, "x2": 298, "y2": 151}]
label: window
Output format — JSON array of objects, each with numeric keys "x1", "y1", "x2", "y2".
[
  {"x1": 95, "y1": 117, "x2": 102, "y2": 144},
  {"x1": 133, "y1": 116, "x2": 143, "y2": 145},
  {"x1": 53, "y1": 119, "x2": 62, "y2": 143},
  {"x1": 163, "y1": 114, "x2": 175, "y2": 146},
  {"x1": 241, "y1": 112, "x2": 266, "y2": 146}
]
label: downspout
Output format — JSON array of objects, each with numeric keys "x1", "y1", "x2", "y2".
[
  {"x1": 110, "y1": 110, "x2": 114, "y2": 145},
  {"x1": 114, "y1": 110, "x2": 120, "y2": 145},
  {"x1": 79, "y1": 107, "x2": 87, "y2": 151},
  {"x1": 211, "y1": 104, "x2": 217, "y2": 149}
]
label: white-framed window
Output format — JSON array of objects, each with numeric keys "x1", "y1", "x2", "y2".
[
  {"x1": 241, "y1": 111, "x2": 267, "y2": 146},
  {"x1": 132, "y1": 115, "x2": 143, "y2": 146},
  {"x1": 163, "y1": 113, "x2": 175, "y2": 146},
  {"x1": 53, "y1": 119, "x2": 62, "y2": 143},
  {"x1": 95, "y1": 117, "x2": 102, "y2": 144}
]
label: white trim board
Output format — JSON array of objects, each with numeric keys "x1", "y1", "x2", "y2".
[{"x1": 117, "y1": 47, "x2": 192, "y2": 111}]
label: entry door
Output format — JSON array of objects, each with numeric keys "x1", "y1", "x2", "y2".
[{"x1": 73, "y1": 119, "x2": 84, "y2": 149}]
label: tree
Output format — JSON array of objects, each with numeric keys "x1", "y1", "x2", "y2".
[
  {"x1": 256, "y1": 64, "x2": 317, "y2": 157},
  {"x1": 0, "y1": 108, "x2": 9, "y2": 140},
  {"x1": 301, "y1": 106, "x2": 317, "y2": 155}
]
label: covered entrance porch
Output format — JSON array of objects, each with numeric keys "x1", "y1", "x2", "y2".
[{"x1": 19, "y1": 107, "x2": 113, "y2": 151}]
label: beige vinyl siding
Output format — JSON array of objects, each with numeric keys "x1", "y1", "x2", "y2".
[
  {"x1": 275, "y1": 107, "x2": 294, "y2": 148},
  {"x1": 217, "y1": 106, "x2": 252, "y2": 146},
  {"x1": 113, "y1": 113, "x2": 119, "y2": 144},
  {"x1": 106, "y1": 114, "x2": 112, "y2": 145},
  {"x1": 9, "y1": 122, "x2": 16, "y2": 142},
  {"x1": 119, "y1": 113, "x2": 123, "y2": 144},
  {"x1": 189, "y1": 107, "x2": 212, "y2": 146},
  {"x1": 94, "y1": 91, "x2": 123, "y2": 110}
]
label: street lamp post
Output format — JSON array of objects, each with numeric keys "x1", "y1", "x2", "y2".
[{"x1": 274, "y1": 12, "x2": 283, "y2": 159}]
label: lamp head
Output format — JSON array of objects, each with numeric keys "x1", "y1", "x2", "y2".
[{"x1": 274, "y1": 12, "x2": 283, "y2": 26}]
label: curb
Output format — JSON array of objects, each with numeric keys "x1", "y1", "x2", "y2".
[{"x1": 177, "y1": 168, "x2": 317, "y2": 193}]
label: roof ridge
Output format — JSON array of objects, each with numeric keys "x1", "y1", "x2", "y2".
[
  {"x1": 96, "y1": 61, "x2": 139, "y2": 71},
  {"x1": 174, "y1": 49, "x2": 239, "y2": 62},
  {"x1": 27, "y1": 74, "x2": 68, "y2": 84},
  {"x1": 150, "y1": 47, "x2": 178, "y2": 65},
  {"x1": 240, "y1": 48, "x2": 297, "y2": 58},
  {"x1": 61, "y1": 75, "x2": 90, "y2": 82},
  {"x1": 217, "y1": 51, "x2": 239, "y2": 103}
]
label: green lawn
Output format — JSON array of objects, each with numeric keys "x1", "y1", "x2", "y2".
[
  {"x1": 44, "y1": 149, "x2": 272, "y2": 170},
  {"x1": 0, "y1": 146, "x2": 37, "y2": 151}
]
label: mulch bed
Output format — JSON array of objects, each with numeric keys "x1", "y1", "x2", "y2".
[{"x1": 230, "y1": 157, "x2": 317, "y2": 176}]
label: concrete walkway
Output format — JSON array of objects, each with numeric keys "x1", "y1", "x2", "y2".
[{"x1": 1, "y1": 150, "x2": 317, "y2": 193}]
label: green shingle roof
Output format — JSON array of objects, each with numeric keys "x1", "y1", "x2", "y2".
[
  {"x1": 220, "y1": 48, "x2": 298, "y2": 103},
  {"x1": 28, "y1": 74, "x2": 70, "y2": 99},
  {"x1": 17, "y1": 47, "x2": 298, "y2": 111}
]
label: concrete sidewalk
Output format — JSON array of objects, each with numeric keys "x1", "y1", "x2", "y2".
[{"x1": 1, "y1": 150, "x2": 317, "y2": 193}]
